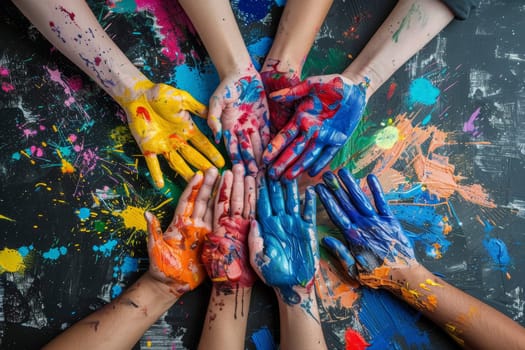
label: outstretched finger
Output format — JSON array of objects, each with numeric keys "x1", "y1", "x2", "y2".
[
  {"x1": 192, "y1": 167, "x2": 219, "y2": 222},
  {"x1": 367, "y1": 174, "x2": 392, "y2": 216},
  {"x1": 224, "y1": 130, "x2": 242, "y2": 167},
  {"x1": 174, "y1": 171, "x2": 204, "y2": 218},
  {"x1": 338, "y1": 168, "x2": 375, "y2": 217},
  {"x1": 322, "y1": 236, "x2": 358, "y2": 280},
  {"x1": 144, "y1": 153, "x2": 164, "y2": 189},
  {"x1": 283, "y1": 178, "x2": 300, "y2": 216},
  {"x1": 256, "y1": 173, "x2": 272, "y2": 219},
  {"x1": 190, "y1": 129, "x2": 226, "y2": 168},
  {"x1": 180, "y1": 89, "x2": 208, "y2": 118},
  {"x1": 243, "y1": 175, "x2": 256, "y2": 219},
  {"x1": 269, "y1": 179, "x2": 285, "y2": 215},
  {"x1": 247, "y1": 219, "x2": 265, "y2": 281},
  {"x1": 315, "y1": 183, "x2": 352, "y2": 232},
  {"x1": 238, "y1": 130, "x2": 258, "y2": 176},
  {"x1": 322, "y1": 171, "x2": 360, "y2": 222},
  {"x1": 303, "y1": 186, "x2": 317, "y2": 226},
  {"x1": 262, "y1": 119, "x2": 299, "y2": 166},
  {"x1": 177, "y1": 142, "x2": 214, "y2": 171},
  {"x1": 164, "y1": 150, "x2": 194, "y2": 182},
  {"x1": 208, "y1": 94, "x2": 225, "y2": 143},
  {"x1": 269, "y1": 80, "x2": 312, "y2": 103},
  {"x1": 282, "y1": 139, "x2": 322, "y2": 180},
  {"x1": 231, "y1": 164, "x2": 245, "y2": 216},
  {"x1": 267, "y1": 133, "x2": 309, "y2": 179},
  {"x1": 214, "y1": 169, "x2": 233, "y2": 229},
  {"x1": 308, "y1": 146, "x2": 339, "y2": 177}
]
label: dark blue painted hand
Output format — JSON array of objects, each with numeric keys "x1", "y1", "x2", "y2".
[
  {"x1": 262, "y1": 74, "x2": 367, "y2": 180},
  {"x1": 249, "y1": 175, "x2": 319, "y2": 305},
  {"x1": 315, "y1": 169, "x2": 416, "y2": 288}
]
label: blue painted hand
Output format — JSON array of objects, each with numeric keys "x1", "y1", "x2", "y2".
[
  {"x1": 248, "y1": 175, "x2": 319, "y2": 305},
  {"x1": 315, "y1": 169, "x2": 417, "y2": 290},
  {"x1": 263, "y1": 74, "x2": 367, "y2": 179}
]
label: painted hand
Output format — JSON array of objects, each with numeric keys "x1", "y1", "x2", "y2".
[
  {"x1": 208, "y1": 67, "x2": 270, "y2": 176},
  {"x1": 315, "y1": 169, "x2": 417, "y2": 291},
  {"x1": 263, "y1": 74, "x2": 367, "y2": 180},
  {"x1": 120, "y1": 82, "x2": 225, "y2": 188},
  {"x1": 201, "y1": 164, "x2": 257, "y2": 292},
  {"x1": 249, "y1": 175, "x2": 319, "y2": 305},
  {"x1": 260, "y1": 59, "x2": 301, "y2": 133},
  {"x1": 145, "y1": 168, "x2": 218, "y2": 294}
]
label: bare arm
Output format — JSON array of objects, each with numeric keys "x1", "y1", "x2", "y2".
[
  {"x1": 43, "y1": 272, "x2": 179, "y2": 350},
  {"x1": 342, "y1": 0, "x2": 454, "y2": 100},
  {"x1": 12, "y1": 0, "x2": 147, "y2": 98},
  {"x1": 392, "y1": 265, "x2": 525, "y2": 349}
]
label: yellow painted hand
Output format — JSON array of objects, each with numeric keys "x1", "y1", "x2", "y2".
[{"x1": 120, "y1": 82, "x2": 225, "y2": 188}]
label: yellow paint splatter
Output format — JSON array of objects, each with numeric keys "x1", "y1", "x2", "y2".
[
  {"x1": 0, "y1": 248, "x2": 25, "y2": 273},
  {"x1": 375, "y1": 125, "x2": 399, "y2": 149},
  {"x1": 61, "y1": 158, "x2": 75, "y2": 173},
  {"x1": 116, "y1": 206, "x2": 147, "y2": 232},
  {"x1": 0, "y1": 214, "x2": 15, "y2": 222}
]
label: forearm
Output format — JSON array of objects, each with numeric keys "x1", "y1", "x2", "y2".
[
  {"x1": 392, "y1": 265, "x2": 525, "y2": 349},
  {"x1": 263, "y1": 0, "x2": 333, "y2": 73},
  {"x1": 12, "y1": 0, "x2": 148, "y2": 99},
  {"x1": 198, "y1": 285, "x2": 252, "y2": 350},
  {"x1": 43, "y1": 272, "x2": 179, "y2": 350},
  {"x1": 341, "y1": 0, "x2": 454, "y2": 99},
  {"x1": 178, "y1": 0, "x2": 252, "y2": 78},
  {"x1": 277, "y1": 291, "x2": 327, "y2": 350}
]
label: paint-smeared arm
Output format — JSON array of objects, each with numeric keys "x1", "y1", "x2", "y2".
[
  {"x1": 178, "y1": 0, "x2": 270, "y2": 176},
  {"x1": 11, "y1": 0, "x2": 224, "y2": 188},
  {"x1": 260, "y1": 0, "x2": 333, "y2": 132},
  {"x1": 341, "y1": 0, "x2": 454, "y2": 101},
  {"x1": 249, "y1": 176, "x2": 327, "y2": 350},
  {"x1": 44, "y1": 169, "x2": 218, "y2": 349},
  {"x1": 199, "y1": 165, "x2": 257, "y2": 350},
  {"x1": 316, "y1": 169, "x2": 525, "y2": 349}
]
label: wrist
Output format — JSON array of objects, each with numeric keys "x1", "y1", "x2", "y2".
[
  {"x1": 114, "y1": 78, "x2": 155, "y2": 106},
  {"x1": 341, "y1": 64, "x2": 382, "y2": 101},
  {"x1": 261, "y1": 56, "x2": 302, "y2": 76},
  {"x1": 141, "y1": 271, "x2": 181, "y2": 306}
]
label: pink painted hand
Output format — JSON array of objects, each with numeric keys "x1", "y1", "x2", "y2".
[
  {"x1": 263, "y1": 74, "x2": 367, "y2": 180},
  {"x1": 145, "y1": 168, "x2": 218, "y2": 294},
  {"x1": 260, "y1": 59, "x2": 301, "y2": 133},
  {"x1": 208, "y1": 67, "x2": 270, "y2": 175},
  {"x1": 201, "y1": 164, "x2": 257, "y2": 293},
  {"x1": 119, "y1": 82, "x2": 225, "y2": 188}
]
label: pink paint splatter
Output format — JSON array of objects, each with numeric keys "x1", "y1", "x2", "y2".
[
  {"x1": 463, "y1": 107, "x2": 482, "y2": 137},
  {"x1": 30, "y1": 146, "x2": 44, "y2": 157},
  {"x1": 135, "y1": 0, "x2": 198, "y2": 63},
  {"x1": 23, "y1": 129, "x2": 37, "y2": 138},
  {"x1": 94, "y1": 56, "x2": 102, "y2": 66},
  {"x1": 0, "y1": 67, "x2": 9, "y2": 77},
  {"x1": 45, "y1": 66, "x2": 76, "y2": 107},
  {"x1": 66, "y1": 76, "x2": 83, "y2": 92},
  {"x1": 1, "y1": 82, "x2": 15, "y2": 92}
]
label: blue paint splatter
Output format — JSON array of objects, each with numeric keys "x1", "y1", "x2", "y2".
[
  {"x1": 11, "y1": 152, "x2": 21, "y2": 160},
  {"x1": 359, "y1": 288, "x2": 430, "y2": 349},
  {"x1": 251, "y1": 327, "x2": 277, "y2": 350},
  {"x1": 111, "y1": 284, "x2": 123, "y2": 299},
  {"x1": 18, "y1": 245, "x2": 34, "y2": 257},
  {"x1": 407, "y1": 78, "x2": 440, "y2": 107},
  {"x1": 108, "y1": 0, "x2": 137, "y2": 13},
  {"x1": 43, "y1": 246, "x2": 68, "y2": 260},
  {"x1": 483, "y1": 237, "x2": 511, "y2": 272},
  {"x1": 77, "y1": 207, "x2": 90, "y2": 220},
  {"x1": 93, "y1": 239, "x2": 118, "y2": 257},
  {"x1": 233, "y1": 0, "x2": 273, "y2": 24},
  {"x1": 170, "y1": 63, "x2": 219, "y2": 104},
  {"x1": 120, "y1": 256, "x2": 139, "y2": 275},
  {"x1": 421, "y1": 114, "x2": 432, "y2": 125}
]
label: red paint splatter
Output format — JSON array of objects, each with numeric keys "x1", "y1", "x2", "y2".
[
  {"x1": 94, "y1": 56, "x2": 102, "y2": 66},
  {"x1": 49, "y1": 21, "x2": 55, "y2": 27},
  {"x1": 136, "y1": 106, "x2": 151, "y2": 121},
  {"x1": 386, "y1": 82, "x2": 397, "y2": 100},
  {"x1": 1, "y1": 82, "x2": 15, "y2": 92},
  {"x1": 345, "y1": 329, "x2": 369, "y2": 350},
  {"x1": 66, "y1": 76, "x2": 83, "y2": 92},
  {"x1": 59, "y1": 6, "x2": 76, "y2": 21}
]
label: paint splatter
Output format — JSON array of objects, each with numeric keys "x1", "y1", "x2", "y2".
[
  {"x1": 407, "y1": 78, "x2": 440, "y2": 107},
  {"x1": 0, "y1": 248, "x2": 26, "y2": 273},
  {"x1": 42, "y1": 246, "x2": 68, "y2": 260}
]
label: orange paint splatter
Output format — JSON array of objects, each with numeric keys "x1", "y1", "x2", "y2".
[{"x1": 315, "y1": 259, "x2": 360, "y2": 314}]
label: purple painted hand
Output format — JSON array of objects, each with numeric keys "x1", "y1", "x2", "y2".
[
  {"x1": 260, "y1": 59, "x2": 301, "y2": 133},
  {"x1": 201, "y1": 164, "x2": 257, "y2": 293},
  {"x1": 263, "y1": 74, "x2": 367, "y2": 180},
  {"x1": 315, "y1": 169, "x2": 417, "y2": 290},
  {"x1": 248, "y1": 175, "x2": 319, "y2": 305},
  {"x1": 208, "y1": 67, "x2": 270, "y2": 176}
]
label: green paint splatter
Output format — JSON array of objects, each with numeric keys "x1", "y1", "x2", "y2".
[
  {"x1": 375, "y1": 125, "x2": 399, "y2": 149},
  {"x1": 302, "y1": 47, "x2": 351, "y2": 78},
  {"x1": 392, "y1": 3, "x2": 423, "y2": 43}
]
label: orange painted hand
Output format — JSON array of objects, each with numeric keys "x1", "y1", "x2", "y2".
[
  {"x1": 120, "y1": 82, "x2": 225, "y2": 188},
  {"x1": 201, "y1": 164, "x2": 257, "y2": 293},
  {"x1": 145, "y1": 168, "x2": 219, "y2": 294}
]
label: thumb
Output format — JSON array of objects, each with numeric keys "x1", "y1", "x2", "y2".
[
  {"x1": 248, "y1": 219, "x2": 264, "y2": 273},
  {"x1": 145, "y1": 211, "x2": 163, "y2": 253},
  {"x1": 179, "y1": 89, "x2": 207, "y2": 118},
  {"x1": 208, "y1": 93, "x2": 225, "y2": 144},
  {"x1": 269, "y1": 80, "x2": 312, "y2": 102},
  {"x1": 322, "y1": 236, "x2": 358, "y2": 280}
]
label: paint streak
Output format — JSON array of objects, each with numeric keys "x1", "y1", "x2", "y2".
[
  {"x1": 392, "y1": 3, "x2": 424, "y2": 43},
  {"x1": 0, "y1": 214, "x2": 15, "y2": 222},
  {"x1": 345, "y1": 328, "x2": 370, "y2": 350},
  {"x1": 463, "y1": 107, "x2": 482, "y2": 137},
  {"x1": 0, "y1": 248, "x2": 25, "y2": 273},
  {"x1": 483, "y1": 237, "x2": 511, "y2": 272},
  {"x1": 251, "y1": 327, "x2": 277, "y2": 350}
]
